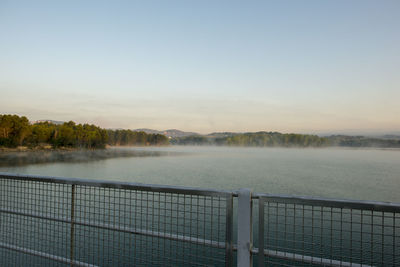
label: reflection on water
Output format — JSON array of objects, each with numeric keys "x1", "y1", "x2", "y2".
[{"x1": 0, "y1": 148, "x2": 182, "y2": 167}]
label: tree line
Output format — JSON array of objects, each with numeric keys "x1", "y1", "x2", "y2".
[
  {"x1": 3, "y1": 114, "x2": 398, "y2": 149},
  {"x1": 171, "y1": 132, "x2": 330, "y2": 147},
  {"x1": 171, "y1": 132, "x2": 400, "y2": 148},
  {"x1": 224, "y1": 132, "x2": 330, "y2": 147},
  {"x1": 0, "y1": 114, "x2": 169, "y2": 149},
  {"x1": 106, "y1": 129, "x2": 169, "y2": 146},
  {"x1": 327, "y1": 135, "x2": 400, "y2": 148}
]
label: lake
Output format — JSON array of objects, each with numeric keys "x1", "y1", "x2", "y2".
[
  {"x1": 1, "y1": 146, "x2": 399, "y2": 203},
  {"x1": 1, "y1": 146, "x2": 400, "y2": 266}
]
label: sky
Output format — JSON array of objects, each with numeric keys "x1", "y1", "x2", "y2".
[{"x1": 1, "y1": 0, "x2": 399, "y2": 135}]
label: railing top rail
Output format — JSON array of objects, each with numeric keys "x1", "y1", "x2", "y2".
[
  {"x1": 0, "y1": 172, "x2": 233, "y2": 197},
  {"x1": 253, "y1": 192, "x2": 400, "y2": 213}
]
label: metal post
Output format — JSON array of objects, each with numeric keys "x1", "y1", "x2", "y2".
[
  {"x1": 258, "y1": 197, "x2": 265, "y2": 267},
  {"x1": 70, "y1": 184, "x2": 76, "y2": 267},
  {"x1": 225, "y1": 194, "x2": 234, "y2": 267},
  {"x1": 237, "y1": 188, "x2": 252, "y2": 267}
]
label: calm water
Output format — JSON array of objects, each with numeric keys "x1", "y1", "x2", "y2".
[
  {"x1": 1, "y1": 146, "x2": 400, "y2": 266},
  {"x1": 1, "y1": 146, "x2": 399, "y2": 203}
]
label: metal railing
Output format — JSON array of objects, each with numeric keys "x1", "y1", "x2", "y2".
[
  {"x1": 254, "y1": 194, "x2": 400, "y2": 267},
  {"x1": 0, "y1": 173, "x2": 399, "y2": 266}
]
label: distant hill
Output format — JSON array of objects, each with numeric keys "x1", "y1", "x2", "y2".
[
  {"x1": 134, "y1": 128, "x2": 199, "y2": 138},
  {"x1": 380, "y1": 135, "x2": 400, "y2": 140},
  {"x1": 206, "y1": 132, "x2": 240, "y2": 138},
  {"x1": 163, "y1": 129, "x2": 199, "y2": 138},
  {"x1": 33, "y1": 120, "x2": 64, "y2": 125},
  {"x1": 134, "y1": 128, "x2": 163, "y2": 134}
]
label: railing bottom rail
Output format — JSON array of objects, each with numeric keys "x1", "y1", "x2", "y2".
[
  {"x1": 251, "y1": 248, "x2": 374, "y2": 267},
  {"x1": 0, "y1": 242, "x2": 97, "y2": 267}
]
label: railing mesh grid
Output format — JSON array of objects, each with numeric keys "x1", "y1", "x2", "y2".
[
  {"x1": 0, "y1": 179, "x2": 71, "y2": 267},
  {"x1": 0, "y1": 177, "x2": 232, "y2": 266},
  {"x1": 73, "y1": 186, "x2": 229, "y2": 266},
  {"x1": 258, "y1": 197, "x2": 400, "y2": 267}
]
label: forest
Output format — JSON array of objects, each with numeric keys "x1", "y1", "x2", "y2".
[
  {"x1": 171, "y1": 132, "x2": 330, "y2": 147},
  {"x1": 224, "y1": 132, "x2": 330, "y2": 147},
  {"x1": 171, "y1": 132, "x2": 400, "y2": 148},
  {"x1": 0, "y1": 114, "x2": 168, "y2": 149},
  {"x1": 2, "y1": 114, "x2": 399, "y2": 149},
  {"x1": 107, "y1": 129, "x2": 169, "y2": 146}
]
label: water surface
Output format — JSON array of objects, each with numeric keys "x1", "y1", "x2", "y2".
[{"x1": 1, "y1": 146, "x2": 399, "y2": 202}]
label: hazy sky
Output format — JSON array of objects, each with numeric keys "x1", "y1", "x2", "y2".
[{"x1": 1, "y1": 0, "x2": 399, "y2": 134}]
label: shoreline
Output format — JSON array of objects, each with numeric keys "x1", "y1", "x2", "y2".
[
  {"x1": 0, "y1": 146, "x2": 80, "y2": 153},
  {"x1": 2, "y1": 144, "x2": 400, "y2": 153},
  {"x1": 0, "y1": 144, "x2": 173, "y2": 153}
]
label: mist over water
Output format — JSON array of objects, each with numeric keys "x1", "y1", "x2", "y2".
[{"x1": 1, "y1": 146, "x2": 399, "y2": 202}]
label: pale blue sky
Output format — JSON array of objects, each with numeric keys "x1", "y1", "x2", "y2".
[{"x1": 1, "y1": 0, "x2": 399, "y2": 134}]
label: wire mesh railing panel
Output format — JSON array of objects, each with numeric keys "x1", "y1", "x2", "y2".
[
  {"x1": 258, "y1": 197, "x2": 400, "y2": 267},
  {"x1": 72, "y1": 186, "x2": 230, "y2": 266},
  {"x1": 0, "y1": 174, "x2": 233, "y2": 266},
  {"x1": 0, "y1": 178, "x2": 73, "y2": 266},
  {"x1": 0, "y1": 248, "x2": 69, "y2": 267}
]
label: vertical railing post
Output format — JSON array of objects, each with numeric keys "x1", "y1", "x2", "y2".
[
  {"x1": 70, "y1": 184, "x2": 75, "y2": 267},
  {"x1": 258, "y1": 196, "x2": 265, "y2": 267},
  {"x1": 237, "y1": 188, "x2": 252, "y2": 267},
  {"x1": 225, "y1": 194, "x2": 234, "y2": 267}
]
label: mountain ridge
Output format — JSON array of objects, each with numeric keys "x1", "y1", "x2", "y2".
[{"x1": 133, "y1": 129, "x2": 199, "y2": 138}]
